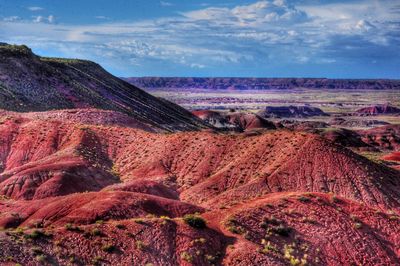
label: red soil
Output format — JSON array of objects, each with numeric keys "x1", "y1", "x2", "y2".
[
  {"x1": 0, "y1": 110, "x2": 399, "y2": 265},
  {"x1": 0, "y1": 191, "x2": 203, "y2": 228},
  {"x1": 383, "y1": 152, "x2": 400, "y2": 162},
  {"x1": 204, "y1": 192, "x2": 400, "y2": 266},
  {"x1": 358, "y1": 124, "x2": 400, "y2": 150}
]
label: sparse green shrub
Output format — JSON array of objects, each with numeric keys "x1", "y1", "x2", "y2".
[
  {"x1": 205, "y1": 254, "x2": 217, "y2": 263},
  {"x1": 133, "y1": 218, "x2": 144, "y2": 224},
  {"x1": 69, "y1": 256, "x2": 77, "y2": 263},
  {"x1": 193, "y1": 238, "x2": 207, "y2": 244},
  {"x1": 135, "y1": 240, "x2": 146, "y2": 250},
  {"x1": 183, "y1": 214, "x2": 206, "y2": 229},
  {"x1": 36, "y1": 255, "x2": 46, "y2": 263},
  {"x1": 31, "y1": 246, "x2": 43, "y2": 255},
  {"x1": 102, "y1": 243, "x2": 116, "y2": 253},
  {"x1": 353, "y1": 222, "x2": 362, "y2": 229},
  {"x1": 92, "y1": 256, "x2": 103, "y2": 266},
  {"x1": 297, "y1": 196, "x2": 311, "y2": 203},
  {"x1": 259, "y1": 240, "x2": 279, "y2": 254},
  {"x1": 115, "y1": 223, "x2": 126, "y2": 230},
  {"x1": 272, "y1": 225, "x2": 291, "y2": 237},
  {"x1": 24, "y1": 229, "x2": 45, "y2": 240},
  {"x1": 331, "y1": 195, "x2": 341, "y2": 203},
  {"x1": 227, "y1": 225, "x2": 245, "y2": 234},
  {"x1": 64, "y1": 223, "x2": 82, "y2": 232},
  {"x1": 91, "y1": 228, "x2": 102, "y2": 236},
  {"x1": 180, "y1": 251, "x2": 193, "y2": 263}
]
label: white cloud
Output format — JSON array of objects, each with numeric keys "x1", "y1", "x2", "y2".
[
  {"x1": 33, "y1": 15, "x2": 55, "y2": 24},
  {"x1": 1, "y1": 0, "x2": 399, "y2": 75},
  {"x1": 27, "y1": 6, "x2": 44, "y2": 11},
  {"x1": 48, "y1": 15, "x2": 55, "y2": 23},
  {"x1": 3, "y1": 16, "x2": 20, "y2": 22},
  {"x1": 95, "y1": 16, "x2": 110, "y2": 20},
  {"x1": 160, "y1": 1, "x2": 173, "y2": 7},
  {"x1": 184, "y1": 0, "x2": 308, "y2": 26}
]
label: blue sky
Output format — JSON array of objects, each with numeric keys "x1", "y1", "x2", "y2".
[{"x1": 0, "y1": 0, "x2": 399, "y2": 78}]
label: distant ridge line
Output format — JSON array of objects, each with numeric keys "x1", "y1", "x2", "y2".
[{"x1": 124, "y1": 77, "x2": 400, "y2": 90}]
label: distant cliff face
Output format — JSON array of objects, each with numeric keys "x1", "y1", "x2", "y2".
[
  {"x1": 0, "y1": 44, "x2": 208, "y2": 132},
  {"x1": 257, "y1": 105, "x2": 329, "y2": 118},
  {"x1": 124, "y1": 77, "x2": 400, "y2": 90}
]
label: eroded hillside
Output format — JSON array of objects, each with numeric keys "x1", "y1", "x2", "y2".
[{"x1": 0, "y1": 109, "x2": 399, "y2": 265}]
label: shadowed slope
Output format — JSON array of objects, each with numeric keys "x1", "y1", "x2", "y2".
[{"x1": 0, "y1": 44, "x2": 208, "y2": 132}]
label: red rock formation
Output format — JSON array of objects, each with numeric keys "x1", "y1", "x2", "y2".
[
  {"x1": 0, "y1": 110, "x2": 399, "y2": 265},
  {"x1": 355, "y1": 104, "x2": 400, "y2": 116},
  {"x1": 358, "y1": 125, "x2": 400, "y2": 150},
  {"x1": 192, "y1": 110, "x2": 276, "y2": 131}
]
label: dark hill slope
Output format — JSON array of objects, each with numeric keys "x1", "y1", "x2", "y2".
[{"x1": 0, "y1": 44, "x2": 207, "y2": 132}]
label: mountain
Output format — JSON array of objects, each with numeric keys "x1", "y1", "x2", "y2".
[
  {"x1": 0, "y1": 44, "x2": 208, "y2": 132},
  {"x1": 0, "y1": 111, "x2": 399, "y2": 265},
  {"x1": 124, "y1": 77, "x2": 400, "y2": 90}
]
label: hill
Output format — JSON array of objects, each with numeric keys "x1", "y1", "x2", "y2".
[
  {"x1": 257, "y1": 106, "x2": 328, "y2": 118},
  {"x1": 0, "y1": 111, "x2": 399, "y2": 265},
  {"x1": 0, "y1": 44, "x2": 208, "y2": 132},
  {"x1": 355, "y1": 104, "x2": 400, "y2": 116}
]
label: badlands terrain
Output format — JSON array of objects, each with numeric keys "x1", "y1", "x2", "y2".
[{"x1": 0, "y1": 44, "x2": 399, "y2": 266}]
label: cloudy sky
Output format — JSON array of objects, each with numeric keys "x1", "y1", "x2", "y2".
[{"x1": 0, "y1": 0, "x2": 399, "y2": 78}]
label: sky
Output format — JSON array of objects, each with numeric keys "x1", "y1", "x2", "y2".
[{"x1": 0, "y1": 0, "x2": 399, "y2": 78}]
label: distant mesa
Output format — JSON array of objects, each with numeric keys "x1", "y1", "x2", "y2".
[
  {"x1": 329, "y1": 117, "x2": 390, "y2": 127},
  {"x1": 192, "y1": 110, "x2": 276, "y2": 131},
  {"x1": 124, "y1": 77, "x2": 400, "y2": 90},
  {"x1": 0, "y1": 43, "x2": 208, "y2": 132},
  {"x1": 278, "y1": 119, "x2": 329, "y2": 132},
  {"x1": 355, "y1": 104, "x2": 400, "y2": 116},
  {"x1": 257, "y1": 105, "x2": 329, "y2": 118}
]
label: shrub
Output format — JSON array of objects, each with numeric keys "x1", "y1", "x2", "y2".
[
  {"x1": 353, "y1": 222, "x2": 362, "y2": 229},
  {"x1": 31, "y1": 246, "x2": 43, "y2": 255},
  {"x1": 297, "y1": 196, "x2": 311, "y2": 203},
  {"x1": 183, "y1": 214, "x2": 206, "y2": 229},
  {"x1": 102, "y1": 244, "x2": 116, "y2": 253},
  {"x1": 180, "y1": 251, "x2": 193, "y2": 263},
  {"x1": 24, "y1": 229, "x2": 45, "y2": 240},
  {"x1": 92, "y1": 256, "x2": 103, "y2": 266},
  {"x1": 227, "y1": 225, "x2": 245, "y2": 235},
  {"x1": 91, "y1": 228, "x2": 102, "y2": 236},
  {"x1": 115, "y1": 224, "x2": 126, "y2": 230},
  {"x1": 205, "y1": 254, "x2": 217, "y2": 263},
  {"x1": 193, "y1": 238, "x2": 207, "y2": 244},
  {"x1": 135, "y1": 240, "x2": 146, "y2": 250},
  {"x1": 133, "y1": 218, "x2": 145, "y2": 224},
  {"x1": 64, "y1": 223, "x2": 82, "y2": 232},
  {"x1": 260, "y1": 241, "x2": 279, "y2": 254},
  {"x1": 36, "y1": 255, "x2": 46, "y2": 263},
  {"x1": 272, "y1": 225, "x2": 291, "y2": 237}
]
